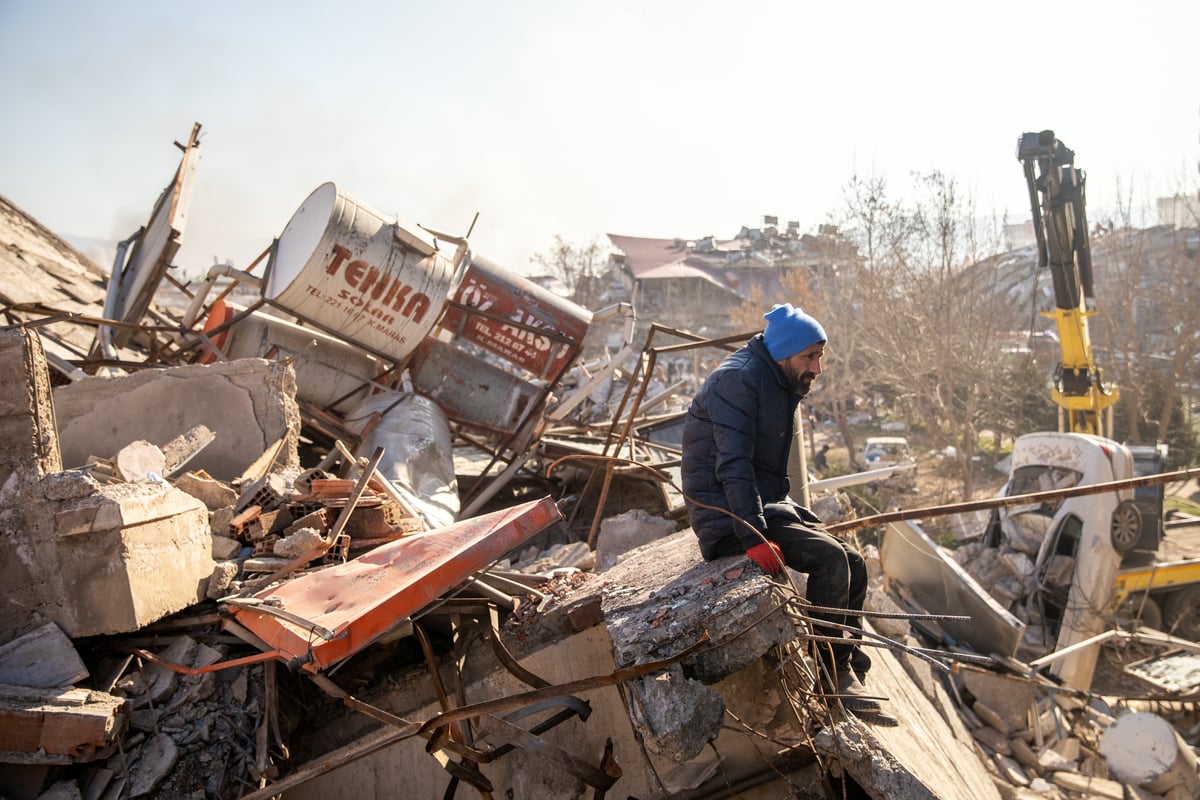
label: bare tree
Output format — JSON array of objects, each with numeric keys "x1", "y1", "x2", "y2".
[
  {"x1": 1093, "y1": 219, "x2": 1200, "y2": 453},
  {"x1": 530, "y1": 236, "x2": 609, "y2": 308},
  {"x1": 842, "y1": 171, "x2": 1017, "y2": 498},
  {"x1": 823, "y1": 173, "x2": 913, "y2": 463}
]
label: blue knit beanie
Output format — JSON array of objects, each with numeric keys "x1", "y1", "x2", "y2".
[{"x1": 763, "y1": 303, "x2": 826, "y2": 361}]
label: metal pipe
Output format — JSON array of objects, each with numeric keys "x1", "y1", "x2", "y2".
[
  {"x1": 181, "y1": 262, "x2": 265, "y2": 328},
  {"x1": 1028, "y1": 628, "x2": 1200, "y2": 671},
  {"x1": 807, "y1": 463, "x2": 916, "y2": 492},
  {"x1": 826, "y1": 462, "x2": 1200, "y2": 535}
]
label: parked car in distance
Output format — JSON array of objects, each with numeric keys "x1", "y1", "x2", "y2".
[
  {"x1": 860, "y1": 436, "x2": 916, "y2": 490},
  {"x1": 861, "y1": 436, "x2": 913, "y2": 468}
]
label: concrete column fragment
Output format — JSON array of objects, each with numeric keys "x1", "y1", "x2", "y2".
[{"x1": 0, "y1": 327, "x2": 216, "y2": 640}]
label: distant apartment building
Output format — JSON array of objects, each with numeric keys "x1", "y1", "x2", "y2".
[
  {"x1": 605, "y1": 218, "x2": 859, "y2": 340},
  {"x1": 1157, "y1": 193, "x2": 1200, "y2": 228}
]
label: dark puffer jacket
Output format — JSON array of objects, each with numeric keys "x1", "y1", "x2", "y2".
[{"x1": 681, "y1": 334, "x2": 802, "y2": 558}]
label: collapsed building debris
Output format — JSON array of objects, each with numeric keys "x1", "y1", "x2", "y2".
[
  {"x1": 0, "y1": 327, "x2": 215, "y2": 641},
  {"x1": 1, "y1": 124, "x2": 1198, "y2": 799}
]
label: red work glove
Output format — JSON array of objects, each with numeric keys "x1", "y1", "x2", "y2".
[{"x1": 747, "y1": 541, "x2": 784, "y2": 575}]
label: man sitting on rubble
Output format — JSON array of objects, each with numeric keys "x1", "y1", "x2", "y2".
[{"x1": 680, "y1": 303, "x2": 895, "y2": 725}]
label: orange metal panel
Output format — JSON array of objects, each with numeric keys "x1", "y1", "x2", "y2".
[{"x1": 227, "y1": 497, "x2": 562, "y2": 672}]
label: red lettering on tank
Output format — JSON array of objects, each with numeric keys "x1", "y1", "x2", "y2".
[
  {"x1": 345, "y1": 260, "x2": 368, "y2": 287},
  {"x1": 326, "y1": 244, "x2": 351, "y2": 276},
  {"x1": 390, "y1": 284, "x2": 411, "y2": 313},
  {"x1": 369, "y1": 273, "x2": 393, "y2": 303},
  {"x1": 324, "y1": 243, "x2": 431, "y2": 323},
  {"x1": 357, "y1": 266, "x2": 380, "y2": 294},
  {"x1": 380, "y1": 276, "x2": 400, "y2": 307},
  {"x1": 405, "y1": 293, "x2": 431, "y2": 323}
]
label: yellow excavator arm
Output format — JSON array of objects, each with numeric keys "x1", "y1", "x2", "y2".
[{"x1": 1017, "y1": 130, "x2": 1118, "y2": 437}]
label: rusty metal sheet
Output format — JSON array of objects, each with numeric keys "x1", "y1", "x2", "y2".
[{"x1": 226, "y1": 497, "x2": 562, "y2": 671}]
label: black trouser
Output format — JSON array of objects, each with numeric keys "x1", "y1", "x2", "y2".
[{"x1": 712, "y1": 502, "x2": 870, "y2": 675}]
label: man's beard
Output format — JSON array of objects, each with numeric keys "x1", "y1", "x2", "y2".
[{"x1": 781, "y1": 361, "x2": 816, "y2": 397}]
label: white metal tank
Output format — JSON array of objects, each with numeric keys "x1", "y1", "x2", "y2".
[{"x1": 264, "y1": 182, "x2": 457, "y2": 362}]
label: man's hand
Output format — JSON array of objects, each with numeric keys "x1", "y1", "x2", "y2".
[{"x1": 747, "y1": 541, "x2": 784, "y2": 575}]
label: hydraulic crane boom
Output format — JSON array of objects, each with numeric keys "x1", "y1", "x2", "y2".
[{"x1": 1017, "y1": 130, "x2": 1118, "y2": 437}]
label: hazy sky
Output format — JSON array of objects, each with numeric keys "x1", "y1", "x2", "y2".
[{"x1": 1, "y1": 1, "x2": 1196, "y2": 279}]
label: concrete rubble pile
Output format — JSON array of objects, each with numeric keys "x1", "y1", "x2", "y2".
[{"x1": 2, "y1": 126, "x2": 1199, "y2": 798}]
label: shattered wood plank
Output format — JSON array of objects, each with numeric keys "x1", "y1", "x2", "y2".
[
  {"x1": 0, "y1": 684, "x2": 127, "y2": 764},
  {"x1": 311, "y1": 479, "x2": 357, "y2": 498},
  {"x1": 236, "y1": 437, "x2": 287, "y2": 485}
]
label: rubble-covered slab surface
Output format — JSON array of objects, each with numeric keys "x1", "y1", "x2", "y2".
[
  {"x1": 600, "y1": 530, "x2": 797, "y2": 681},
  {"x1": 0, "y1": 194, "x2": 108, "y2": 359},
  {"x1": 815, "y1": 641, "x2": 1002, "y2": 800}
]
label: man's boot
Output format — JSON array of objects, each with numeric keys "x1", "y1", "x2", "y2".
[{"x1": 819, "y1": 668, "x2": 899, "y2": 727}]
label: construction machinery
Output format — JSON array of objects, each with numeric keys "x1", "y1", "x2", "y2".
[
  {"x1": 879, "y1": 135, "x2": 1200, "y2": 693},
  {"x1": 1017, "y1": 130, "x2": 1119, "y2": 437}
]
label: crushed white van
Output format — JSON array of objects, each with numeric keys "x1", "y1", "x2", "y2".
[{"x1": 982, "y1": 432, "x2": 1135, "y2": 688}]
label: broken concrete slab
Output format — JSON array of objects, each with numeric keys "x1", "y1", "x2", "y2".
[
  {"x1": 173, "y1": 470, "x2": 238, "y2": 510},
  {"x1": 0, "y1": 196, "x2": 108, "y2": 363},
  {"x1": 136, "y1": 636, "x2": 200, "y2": 710},
  {"x1": 600, "y1": 530, "x2": 797, "y2": 682},
  {"x1": 18, "y1": 481, "x2": 213, "y2": 638},
  {"x1": 1050, "y1": 770, "x2": 1126, "y2": 798},
  {"x1": 958, "y1": 666, "x2": 1037, "y2": 735},
  {"x1": 160, "y1": 424, "x2": 215, "y2": 477},
  {"x1": 52, "y1": 358, "x2": 301, "y2": 483},
  {"x1": 207, "y1": 561, "x2": 239, "y2": 598},
  {"x1": 0, "y1": 623, "x2": 88, "y2": 689},
  {"x1": 0, "y1": 327, "x2": 61, "y2": 490},
  {"x1": 126, "y1": 732, "x2": 179, "y2": 798},
  {"x1": 623, "y1": 664, "x2": 724, "y2": 762}
]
